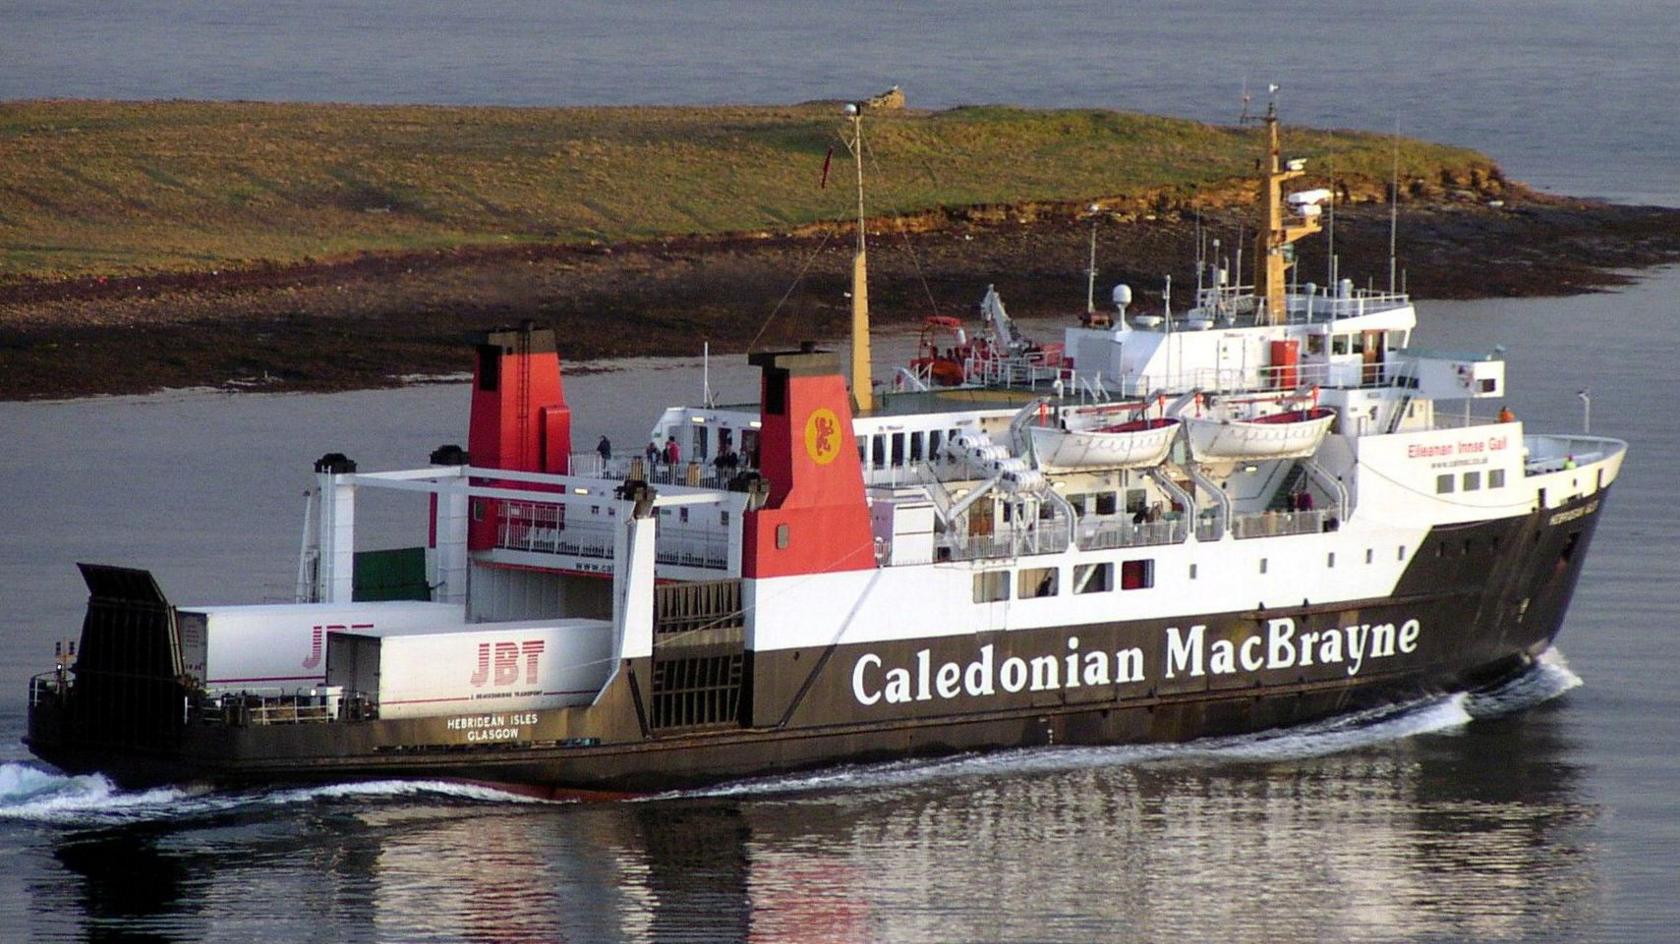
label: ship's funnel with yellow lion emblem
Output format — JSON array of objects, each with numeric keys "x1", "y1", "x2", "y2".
[{"x1": 742, "y1": 347, "x2": 877, "y2": 578}]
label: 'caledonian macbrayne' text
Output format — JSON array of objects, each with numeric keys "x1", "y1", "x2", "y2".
[{"x1": 851, "y1": 617, "x2": 1422, "y2": 706}]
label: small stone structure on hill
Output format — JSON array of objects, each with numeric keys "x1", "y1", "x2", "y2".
[{"x1": 865, "y1": 85, "x2": 905, "y2": 110}]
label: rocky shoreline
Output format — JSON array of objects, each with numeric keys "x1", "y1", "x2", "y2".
[{"x1": 3, "y1": 196, "x2": 1678, "y2": 401}]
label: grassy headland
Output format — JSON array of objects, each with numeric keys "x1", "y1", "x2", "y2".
[
  {"x1": 4, "y1": 99, "x2": 1678, "y2": 400},
  {"x1": 0, "y1": 100, "x2": 1499, "y2": 281}
]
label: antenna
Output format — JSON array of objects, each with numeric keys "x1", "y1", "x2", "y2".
[
  {"x1": 1239, "y1": 76, "x2": 1252, "y2": 123},
  {"x1": 1389, "y1": 119, "x2": 1400, "y2": 294},
  {"x1": 1234, "y1": 219, "x2": 1243, "y2": 292},
  {"x1": 1325, "y1": 129, "x2": 1336, "y2": 290},
  {"x1": 1195, "y1": 208, "x2": 1204, "y2": 293},
  {"x1": 1085, "y1": 204, "x2": 1101, "y2": 315}
]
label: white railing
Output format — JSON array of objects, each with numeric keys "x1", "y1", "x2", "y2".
[
  {"x1": 1231, "y1": 509, "x2": 1329, "y2": 539},
  {"x1": 495, "y1": 499, "x2": 729, "y2": 570},
  {"x1": 572, "y1": 453, "x2": 751, "y2": 489},
  {"x1": 655, "y1": 527, "x2": 730, "y2": 570},
  {"x1": 1286, "y1": 289, "x2": 1410, "y2": 324},
  {"x1": 1076, "y1": 516, "x2": 1188, "y2": 550},
  {"x1": 497, "y1": 502, "x2": 617, "y2": 561},
  {"x1": 941, "y1": 521, "x2": 1074, "y2": 561},
  {"x1": 1523, "y1": 435, "x2": 1617, "y2": 475}
]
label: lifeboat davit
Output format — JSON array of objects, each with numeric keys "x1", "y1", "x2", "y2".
[{"x1": 1184, "y1": 407, "x2": 1336, "y2": 462}]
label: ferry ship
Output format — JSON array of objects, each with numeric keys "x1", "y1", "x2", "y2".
[{"x1": 24, "y1": 104, "x2": 1624, "y2": 796}]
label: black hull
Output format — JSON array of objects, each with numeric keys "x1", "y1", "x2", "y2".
[{"x1": 26, "y1": 490, "x2": 1607, "y2": 795}]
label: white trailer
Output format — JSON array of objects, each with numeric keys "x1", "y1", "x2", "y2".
[
  {"x1": 325, "y1": 618, "x2": 615, "y2": 720},
  {"x1": 176, "y1": 601, "x2": 465, "y2": 692}
]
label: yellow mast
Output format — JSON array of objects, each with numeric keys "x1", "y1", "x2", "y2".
[
  {"x1": 1254, "y1": 102, "x2": 1322, "y2": 325},
  {"x1": 847, "y1": 103, "x2": 873, "y2": 414}
]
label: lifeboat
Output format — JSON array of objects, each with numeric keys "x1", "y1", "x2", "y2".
[
  {"x1": 1028, "y1": 416, "x2": 1180, "y2": 471},
  {"x1": 1183, "y1": 407, "x2": 1336, "y2": 462},
  {"x1": 908, "y1": 316, "x2": 971, "y2": 387}
]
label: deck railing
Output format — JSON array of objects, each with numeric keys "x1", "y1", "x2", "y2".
[
  {"x1": 495, "y1": 499, "x2": 730, "y2": 570},
  {"x1": 1232, "y1": 509, "x2": 1329, "y2": 539}
]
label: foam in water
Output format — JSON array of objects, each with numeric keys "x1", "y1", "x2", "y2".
[
  {"x1": 0, "y1": 764, "x2": 545, "y2": 827},
  {"x1": 674, "y1": 649, "x2": 1583, "y2": 800}
]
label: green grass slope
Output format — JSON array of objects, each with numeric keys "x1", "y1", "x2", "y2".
[{"x1": 0, "y1": 100, "x2": 1498, "y2": 280}]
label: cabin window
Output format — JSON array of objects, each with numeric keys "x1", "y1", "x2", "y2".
[
  {"x1": 973, "y1": 571, "x2": 1011, "y2": 603},
  {"x1": 1479, "y1": 378, "x2": 1498, "y2": 394},
  {"x1": 1121, "y1": 559, "x2": 1155, "y2": 589},
  {"x1": 928, "y1": 430, "x2": 942, "y2": 458},
  {"x1": 471, "y1": 500, "x2": 485, "y2": 522},
  {"x1": 1307, "y1": 334, "x2": 1326, "y2": 356},
  {"x1": 720, "y1": 510, "x2": 730, "y2": 526},
  {"x1": 678, "y1": 507, "x2": 688, "y2": 523},
  {"x1": 857, "y1": 441, "x2": 867, "y2": 465},
  {"x1": 871, "y1": 436, "x2": 886, "y2": 468},
  {"x1": 1188, "y1": 563, "x2": 1198, "y2": 580},
  {"x1": 910, "y1": 432, "x2": 924, "y2": 462},
  {"x1": 1327, "y1": 552, "x2": 1336, "y2": 568},
  {"x1": 1398, "y1": 545, "x2": 1406, "y2": 560},
  {"x1": 1259, "y1": 558, "x2": 1268, "y2": 575},
  {"x1": 1436, "y1": 474, "x2": 1455, "y2": 494},
  {"x1": 692, "y1": 426, "x2": 709, "y2": 460},
  {"x1": 890, "y1": 433, "x2": 905, "y2": 466},
  {"x1": 1019, "y1": 567, "x2": 1059, "y2": 598},
  {"x1": 1463, "y1": 471, "x2": 1482, "y2": 491},
  {"x1": 775, "y1": 524, "x2": 790, "y2": 550},
  {"x1": 1066, "y1": 494, "x2": 1089, "y2": 517},
  {"x1": 1332, "y1": 335, "x2": 1350, "y2": 355},
  {"x1": 1122, "y1": 490, "x2": 1145, "y2": 515},
  {"x1": 1489, "y1": 469, "x2": 1506, "y2": 489},
  {"x1": 1074, "y1": 562, "x2": 1113, "y2": 594},
  {"x1": 1365, "y1": 548, "x2": 1374, "y2": 564}
]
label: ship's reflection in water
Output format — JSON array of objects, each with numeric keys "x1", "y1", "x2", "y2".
[{"x1": 44, "y1": 702, "x2": 1596, "y2": 943}]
